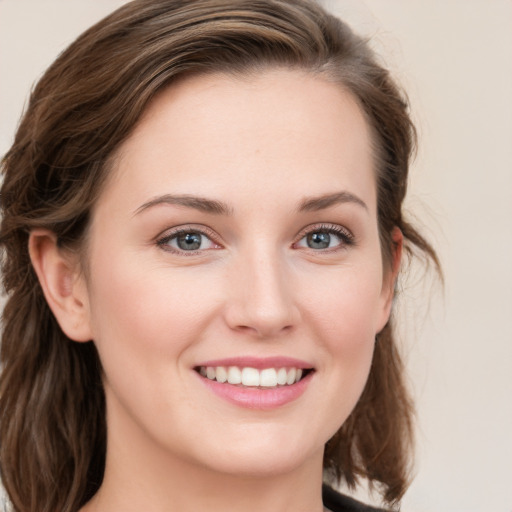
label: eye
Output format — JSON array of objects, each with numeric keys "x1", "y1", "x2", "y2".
[
  {"x1": 294, "y1": 224, "x2": 354, "y2": 251},
  {"x1": 157, "y1": 227, "x2": 220, "y2": 254}
]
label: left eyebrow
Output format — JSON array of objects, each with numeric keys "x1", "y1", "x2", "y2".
[
  {"x1": 297, "y1": 191, "x2": 368, "y2": 213},
  {"x1": 133, "y1": 194, "x2": 233, "y2": 216}
]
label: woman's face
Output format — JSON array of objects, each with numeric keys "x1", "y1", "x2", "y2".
[{"x1": 80, "y1": 69, "x2": 397, "y2": 477}]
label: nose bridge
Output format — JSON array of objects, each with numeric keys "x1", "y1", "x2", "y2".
[{"x1": 225, "y1": 241, "x2": 298, "y2": 337}]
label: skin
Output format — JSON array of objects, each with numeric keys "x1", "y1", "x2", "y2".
[{"x1": 30, "y1": 69, "x2": 400, "y2": 512}]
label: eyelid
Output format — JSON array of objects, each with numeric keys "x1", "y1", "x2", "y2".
[
  {"x1": 154, "y1": 222, "x2": 354, "y2": 255},
  {"x1": 293, "y1": 223, "x2": 355, "y2": 249},
  {"x1": 156, "y1": 224, "x2": 222, "y2": 254}
]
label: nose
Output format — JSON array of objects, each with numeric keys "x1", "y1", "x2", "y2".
[{"x1": 223, "y1": 248, "x2": 300, "y2": 339}]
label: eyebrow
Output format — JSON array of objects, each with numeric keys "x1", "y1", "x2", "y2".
[
  {"x1": 134, "y1": 190, "x2": 367, "y2": 217},
  {"x1": 134, "y1": 194, "x2": 232, "y2": 216},
  {"x1": 298, "y1": 191, "x2": 368, "y2": 213}
]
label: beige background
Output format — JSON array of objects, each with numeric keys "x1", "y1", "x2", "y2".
[{"x1": 1, "y1": 1, "x2": 511, "y2": 511}]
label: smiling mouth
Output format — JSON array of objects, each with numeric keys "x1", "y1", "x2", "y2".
[{"x1": 195, "y1": 366, "x2": 314, "y2": 388}]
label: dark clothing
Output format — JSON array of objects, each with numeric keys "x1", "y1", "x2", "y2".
[{"x1": 322, "y1": 485, "x2": 388, "y2": 512}]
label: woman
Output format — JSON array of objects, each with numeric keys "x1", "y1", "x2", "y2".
[{"x1": 0, "y1": 1, "x2": 439, "y2": 511}]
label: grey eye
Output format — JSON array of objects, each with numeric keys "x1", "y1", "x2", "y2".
[
  {"x1": 295, "y1": 225, "x2": 353, "y2": 251},
  {"x1": 307, "y1": 232, "x2": 331, "y2": 249},
  {"x1": 161, "y1": 230, "x2": 218, "y2": 252},
  {"x1": 176, "y1": 232, "x2": 203, "y2": 250},
  {"x1": 158, "y1": 227, "x2": 220, "y2": 254}
]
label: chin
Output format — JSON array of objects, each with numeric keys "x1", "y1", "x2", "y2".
[
  {"x1": 188, "y1": 427, "x2": 324, "y2": 478},
  {"x1": 204, "y1": 450, "x2": 312, "y2": 478}
]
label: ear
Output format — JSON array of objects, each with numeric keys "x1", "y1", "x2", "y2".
[
  {"x1": 28, "y1": 229, "x2": 92, "y2": 342},
  {"x1": 377, "y1": 227, "x2": 403, "y2": 332}
]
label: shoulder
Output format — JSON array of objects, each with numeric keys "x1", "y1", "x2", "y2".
[{"x1": 322, "y1": 485, "x2": 390, "y2": 512}]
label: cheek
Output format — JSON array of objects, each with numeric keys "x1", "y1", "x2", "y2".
[
  {"x1": 87, "y1": 253, "x2": 219, "y2": 353},
  {"x1": 84, "y1": 258, "x2": 222, "y2": 426},
  {"x1": 299, "y1": 265, "x2": 383, "y2": 422},
  {"x1": 319, "y1": 278, "x2": 378, "y2": 380},
  {"x1": 304, "y1": 263, "x2": 385, "y2": 345}
]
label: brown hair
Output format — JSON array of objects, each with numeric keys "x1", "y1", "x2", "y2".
[{"x1": 0, "y1": 1, "x2": 439, "y2": 511}]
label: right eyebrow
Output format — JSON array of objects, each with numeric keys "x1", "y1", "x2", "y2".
[{"x1": 133, "y1": 194, "x2": 233, "y2": 216}]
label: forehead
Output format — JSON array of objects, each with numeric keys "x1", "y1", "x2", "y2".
[{"x1": 103, "y1": 69, "x2": 376, "y2": 215}]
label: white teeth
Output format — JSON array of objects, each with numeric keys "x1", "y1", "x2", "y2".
[
  {"x1": 242, "y1": 367, "x2": 260, "y2": 386},
  {"x1": 260, "y1": 368, "x2": 277, "y2": 387},
  {"x1": 216, "y1": 366, "x2": 227, "y2": 383},
  {"x1": 199, "y1": 365, "x2": 307, "y2": 388},
  {"x1": 286, "y1": 368, "x2": 296, "y2": 385},
  {"x1": 276, "y1": 367, "x2": 288, "y2": 385},
  {"x1": 227, "y1": 366, "x2": 242, "y2": 385}
]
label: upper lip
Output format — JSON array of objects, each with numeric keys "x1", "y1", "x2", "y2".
[{"x1": 194, "y1": 356, "x2": 314, "y2": 370}]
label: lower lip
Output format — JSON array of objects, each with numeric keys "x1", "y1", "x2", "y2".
[{"x1": 196, "y1": 372, "x2": 313, "y2": 410}]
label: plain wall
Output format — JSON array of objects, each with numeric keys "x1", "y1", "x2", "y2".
[{"x1": 1, "y1": 1, "x2": 511, "y2": 511}]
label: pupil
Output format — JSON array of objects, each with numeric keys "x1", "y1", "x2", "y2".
[
  {"x1": 308, "y1": 232, "x2": 330, "y2": 249},
  {"x1": 177, "y1": 232, "x2": 201, "y2": 250}
]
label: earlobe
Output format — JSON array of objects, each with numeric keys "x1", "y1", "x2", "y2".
[
  {"x1": 389, "y1": 226, "x2": 403, "y2": 290},
  {"x1": 378, "y1": 227, "x2": 403, "y2": 331},
  {"x1": 28, "y1": 229, "x2": 92, "y2": 342}
]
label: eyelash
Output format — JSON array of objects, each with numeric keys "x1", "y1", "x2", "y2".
[
  {"x1": 156, "y1": 223, "x2": 355, "y2": 256},
  {"x1": 293, "y1": 223, "x2": 355, "y2": 252},
  {"x1": 156, "y1": 225, "x2": 220, "y2": 256}
]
